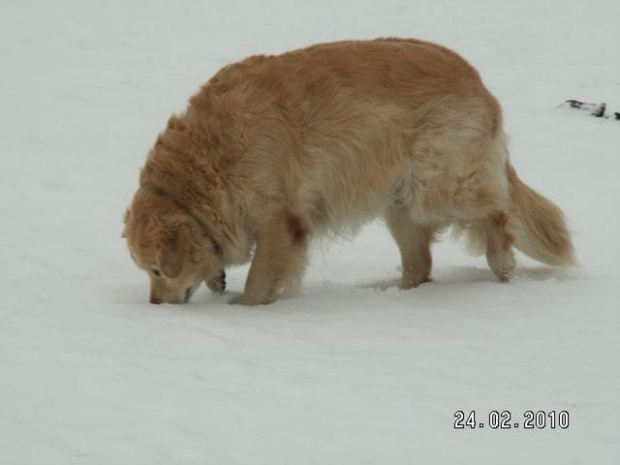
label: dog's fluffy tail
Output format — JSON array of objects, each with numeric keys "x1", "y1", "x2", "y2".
[{"x1": 505, "y1": 163, "x2": 575, "y2": 267}]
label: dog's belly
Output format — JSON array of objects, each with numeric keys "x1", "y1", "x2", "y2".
[{"x1": 298, "y1": 145, "x2": 412, "y2": 233}]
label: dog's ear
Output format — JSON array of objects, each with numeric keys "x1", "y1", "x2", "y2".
[
  {"x1": 157, "y1": 246, "x2": 184, "y2": 278},
  {"x1": 156, "y1": 221, "x2": 191, "y2": 279}
]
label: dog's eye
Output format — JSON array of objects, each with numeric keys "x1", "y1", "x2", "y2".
[{"x1": 151, "y1": 269, "x2": 161, "y2": 277}]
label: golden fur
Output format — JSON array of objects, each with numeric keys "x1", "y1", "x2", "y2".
[{"x1": 123, "y1": 38, "x2": 575, "y2": 305}]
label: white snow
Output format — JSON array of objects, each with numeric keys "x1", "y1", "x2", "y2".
[{"x1": 1, "y1": 0, "x2": 619, "y2": 464}]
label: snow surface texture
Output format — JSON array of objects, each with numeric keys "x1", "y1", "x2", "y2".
[{"x1": 1, "y1": 1, "x2": 619, "y2": 464}]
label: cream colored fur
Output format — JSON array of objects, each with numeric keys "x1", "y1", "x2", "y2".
[{"x1": 123, "y1": 38, "x2": 575, "y2": 305}]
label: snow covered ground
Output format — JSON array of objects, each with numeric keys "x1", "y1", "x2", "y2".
[{"x1": 1, "y1": 0, "x2": 619, "y2": 463}]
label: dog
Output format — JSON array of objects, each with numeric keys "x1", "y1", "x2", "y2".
[{"x1": 123, "y1": 38, "x2": 575, "y2": 305}]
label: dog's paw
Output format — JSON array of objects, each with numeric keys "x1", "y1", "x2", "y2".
[
  {"x1": 400, "y1": 275, "x2": 432, "y2": 290},
  {"x1": 230, "y1": 293, "x2": 271, "y2": 306},
  {"x1": 496, "y1": 269, "x2": 512, "y2": 282},
  {"x1": 206, "y1": 270, "x2": 226, "y2": 294}
]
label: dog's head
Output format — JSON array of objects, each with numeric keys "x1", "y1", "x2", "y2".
[{"x1": 123, "y1": 188, "x2": 225, "y2": 304}]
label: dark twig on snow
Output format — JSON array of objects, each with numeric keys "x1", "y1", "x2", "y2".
[{"x1": 560, "y1": 100, "x2": 618, "y2": 120}]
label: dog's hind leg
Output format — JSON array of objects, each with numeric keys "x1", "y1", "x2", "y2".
[
  {"x1": 481, "y1": 212, "x2": 516, "y2": 281},
  {"x1": 385, "y1": 206, "x2": 437, "y2": 289},
  {"x1": 237, "y1": 212, "x2": 309, "y2": 305}
]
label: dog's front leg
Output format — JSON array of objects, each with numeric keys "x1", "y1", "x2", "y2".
[{"x1": 236, "y1": 214, "x2": 309, "y2": 305}]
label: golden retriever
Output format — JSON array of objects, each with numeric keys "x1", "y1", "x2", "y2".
[{"x1": 123, "y1": 38, "x2": 575, "y2": 305}]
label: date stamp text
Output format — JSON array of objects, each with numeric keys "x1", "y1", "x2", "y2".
[{"x1": 453, "y1": 410, "x2": 570, "y2": 430}]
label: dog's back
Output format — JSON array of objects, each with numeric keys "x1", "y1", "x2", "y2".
[{"x1": 184, "y1": 39, "x2": 501, "y2": 233}]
